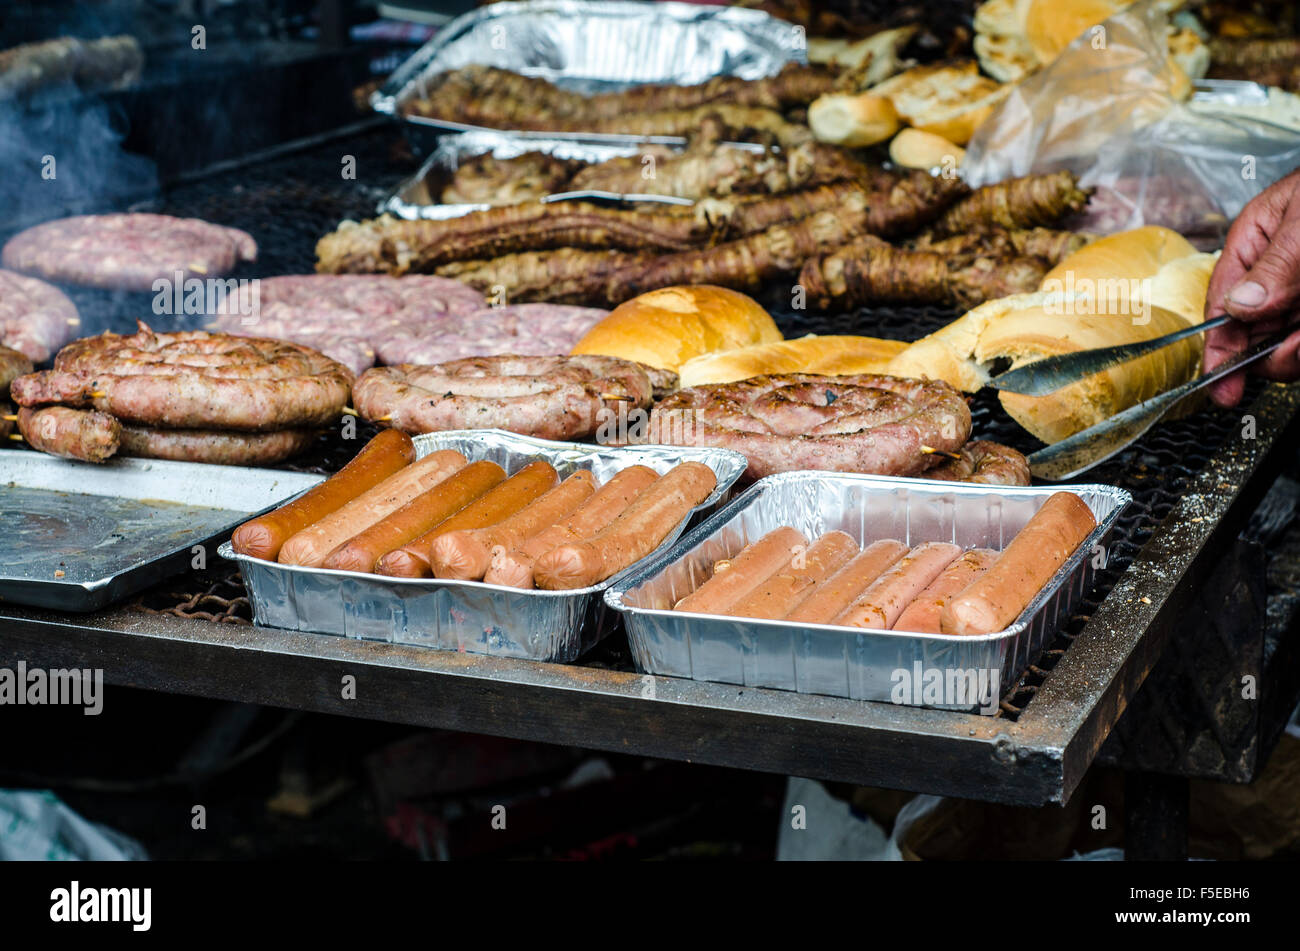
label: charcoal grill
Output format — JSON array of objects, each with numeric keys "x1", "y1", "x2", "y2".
[{"x1": 3, "y1": 128, "x2": 1300, "y2": 849}]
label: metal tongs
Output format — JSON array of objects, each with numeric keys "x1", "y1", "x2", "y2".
[{"x1": 1026, "y1": 330, "x2": 1287, "y2": 480}]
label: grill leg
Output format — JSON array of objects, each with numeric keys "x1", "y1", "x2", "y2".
[{"x1": 1123, "y1": 772, "x2": 1189, "y2": 861}]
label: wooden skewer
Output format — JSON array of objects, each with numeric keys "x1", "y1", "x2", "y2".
[
  {"x1": 8, "y1": 433, "x2": 23, "y2": 442},
  {"x1": 2, "y1": 414, "x2": 17, "y2": 422},
  {"x1": 920, "y1": 445, "x2": 963, "y2": 462},
  {"x1": 375, "y1": 415, "x2": 392, "y2": 422},
  {"x1": 90, "y1": 391, "x2": 107, "y2": 398},
  {"x1": 600, "y1": 394, "x2": 633, "y2": 402},
  {"x1": 341, "y1": 407, "x2": 359, "y2": 416}
]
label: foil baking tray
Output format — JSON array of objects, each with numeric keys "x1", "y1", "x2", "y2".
[
  {"x1": 380, "y1": 129, "x2": 768, "y2": 220},
  {"x1": 0, "y1": 452, "x2": 321, "y2": 612},
  {"x1": 220, "y1": 430, "x2": 748, "y2": 662},
  {"x1": 371, "y1": 0, "x2": 804, "y2": 145},
  {"x1": 606, "y1": 474, "x2": 1131, "y2": 710}
]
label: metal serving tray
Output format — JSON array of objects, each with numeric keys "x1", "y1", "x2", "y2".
[
  {"x1": 221, "y1": 430, "x2": 747, "y2": 662},
  {"x1": 607, "y1": 474, "x2": 1131, "y2": 710},
  {"x1": 371, "y1": 0, "x2": 803, "y2": 148},
  {"x1": 0, "y1": 452, "x2": 321, "y2": 612}
]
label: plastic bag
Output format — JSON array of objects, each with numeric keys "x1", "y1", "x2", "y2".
[
  {"x1": 962, "y1": 0, "x2": 1300, "y2": 247},
  {"x1": 0, "y1": 790, "x2": 147, "y2": 861}
]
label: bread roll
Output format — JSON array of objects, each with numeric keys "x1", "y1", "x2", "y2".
[
  {"x1": 889, "y1": 128, "x2": 966, "y2": 170},
  {"x1": 570, "y1": 285, "x2": 781, "y2": 372},
  {"x1": 808, "y1": 93, "x2": 899, "y2": 147},
  {"x1": 868, "y1": 60, "x2": 1010, "y2": 145},
  {"x1": 678, "y1": 335, "x2": 908, "y2": 388},
  {"x1": 1021, "y1": 0, "x2": 1126, "y2": 65},
  {"x1": 885, "y1": 226, "x2": 1215, "y2": 443}
]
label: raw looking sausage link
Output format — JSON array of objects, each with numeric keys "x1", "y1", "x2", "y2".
[
  {"x1": 10, "y1": 322, "x2": 352, "y2": 431},
  {"x1": 0, "y1": 270, "x2": 80, "y2": 362},
  {"x1": 353, "y1": 354, "x2": 655, "y2": 441},
  {"x1": 117, "y1": 426, "x2": 318, "y2": 465},
  {"x1": 921, "y1": 439, "x2": 1032, "y2": 486},
  {"x1": 18, "y1": 406, "x2": 121, "y2": 462},
  {"x1": 1, "y1": 213, "x2": 256, "y2": 291},
  {"x1": 645, "y1": 373, "x2": 972, "y2": 479}
]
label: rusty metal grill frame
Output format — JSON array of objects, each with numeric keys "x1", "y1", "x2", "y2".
[{"x1": 2, "y1": 127, "x2": 1299, "y2": 806}]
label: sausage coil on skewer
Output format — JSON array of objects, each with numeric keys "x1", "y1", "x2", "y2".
[
  {"x1": 354, "y1": 354, "x2": 655, "y2": 441},
  {"x1": 644, "y1": 373, "x2": 972, "y2": 480}
]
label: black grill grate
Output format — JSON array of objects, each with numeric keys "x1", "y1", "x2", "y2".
[{"x1": 30, "y1": 127, "x2": 1249, "y2": 717}]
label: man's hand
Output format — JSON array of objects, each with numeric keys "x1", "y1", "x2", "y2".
[{"x1": 1204, "y1": 168, "x2": 1300, "y2": 407}]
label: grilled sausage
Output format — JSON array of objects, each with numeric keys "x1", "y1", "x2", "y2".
[
  {"x1": 672, "y1": 526, "x2": 809, "y2": 615},
  {"x1": 373, "y1": 460, "x2": 555, "y2": 577},
  {"x1": 534, "y1": 462, "x2": 716, "y2": 590},
  {"x1": 836, "y1": 542, "x2": 962, "y2": 629},
  {"x1": 277, "y1": 450, "x2": 468, "y2": 566},
  {"x1": 784, "y1": 539, "x2": 907, "y2": 624},
  {"x1": 430, "y1": 469, "x2": 595, "y2": 580},
  {"x1": 231, "y1": 428, "x2": 415, "y2": 560},
  {"x1": 727, "y1": 530, "x2": 860, "y2": 620},
  {"x1": 482, "y1": 464, "x2": 658, "y2": 588},
  {"x1": 941, "y1": 493, "x2": 1097, "y2": 635},
  {"x1": 892, "y1": 548, "x2": 997, "y2": 633}
]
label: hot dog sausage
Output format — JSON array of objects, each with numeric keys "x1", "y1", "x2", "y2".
[
  {"x1": 672, "y1": 526, "x2": 809, "y2": 615},
  {"x1": 784, "y1": 539, "x2": 907, "y2": 624},
  {"x1": 373, "y1": 460, "x2": 556, "y2": 578},
  {"x1": 232, "y1": 428, "x2": 415, "y2": 560},
  {"x1": 534, "y1": 462, "x2": 717, "y2": 590},
  {"x1": 430, "y1": 470, "x2": 596, "y2": 580},
  {"x1": 941, "y1": 492, "x2": 1096, "y2": 635},
  {"x1": 278, "y1": 450, "x2": 468, "y2": 567},
  {"x1": 322, "y1": 460, "x2": 506, "y2": 574},
  {"x1": 483, "y1": 464, "x2": 658, "y2": 588},
  {"x1": 726, "y1": 531, "x2": 859, "y2": 620},
  {"x1": 892, "y1": 548, "x2": 997, "y2": 633},
  {"x1": 836, "y1": 542, "x2": 962, "y2": 629}
]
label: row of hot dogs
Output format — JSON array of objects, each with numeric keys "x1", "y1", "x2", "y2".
[
  {"x1": 671, "y1": 492, "x2": 1098, "y2": 636},
  {"x1": 230, "y1": 429, "x2": 717, "y2": 591}
]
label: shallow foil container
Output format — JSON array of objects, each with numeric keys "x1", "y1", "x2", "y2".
[
  {"x1": 606, "y1": 474, "x2": 1131, "y2": 710},
  {"x1": 381, "y1": 130, "x2": 656, "y2": 220},
  {"x1": 372, "y1": 0, "x2": 804, "y2": 145},
  {"x1": 221, "y1": 430, "x2": 747, "y2": 663}
]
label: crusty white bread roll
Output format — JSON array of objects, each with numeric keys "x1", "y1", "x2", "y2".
[
  {"x1": 868, "y1": 60, "x2": 1011, "y2": 145},
  {"x1": 570, "y1": 285, "x2": 781, "y2": 372},
  {"x1": 1020, "y1": 0, "x2": 1126, "y2": 65},
  {"x1": 889, "y1": 128, "x2": 966, "y2": 170},
  {"x1": 885, "y1": 226, "x2": 1217, "y2": 443},
  {"x1": 677, "y1": 334, "x2": 908, "y2": 388},
  {"x1": 808, "y1": 93, "x2": 900, "y2": 147}
]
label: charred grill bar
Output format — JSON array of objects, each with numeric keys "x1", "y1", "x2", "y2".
[{"x1": 2, "y1": 126, "x2": 1300, "y2": 810}]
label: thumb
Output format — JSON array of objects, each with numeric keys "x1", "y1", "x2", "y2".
[{"x1": 1224, "y1": 223, "x2": 1300, "y2": 321}]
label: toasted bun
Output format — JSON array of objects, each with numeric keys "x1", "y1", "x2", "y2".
[
  {"x1": 809, "y1": 93, "x2": 900, "y2": 147},
  {"x1": 1040, "y1": 226, "x2": 1197, "y2": 291},
  {"x1": 678, "y1": 335, "x2": 908, "y2": 388},
  {"x1": 974, "y1": 32, "x2": 1039, "y2": 83},
  {"x1": 1021, "y1": 0, "x2": 1126, "y2": 65},
  {"x1": 889, "y1": 128, "x2": 966, "y2": 170},
  {"x1": 570, "y1": 285, "x2": 781, "y2": 372},
  {"x1": 886, "y1": 226, "x2": 1212, "y2": 443}
]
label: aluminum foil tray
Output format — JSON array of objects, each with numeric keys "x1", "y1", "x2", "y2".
[
  {"x1": 0, "y1": 453, "x2": 321, "y2": 612},
  {"x1": 379, "y1": 129, "x2": 769, "y2": 219},
  {"x1": 372, "y1": 0, "x2": 804, "y2": 145},
  {"x1": 607, "y1": 474, "x2": 1131, "y2": 710},
  {"x1": 381, "y1": 130, "x2": 654, "y2": 220},
  {"x1": 221, "y1": 430, "x2": 748, "y2": 662}
]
